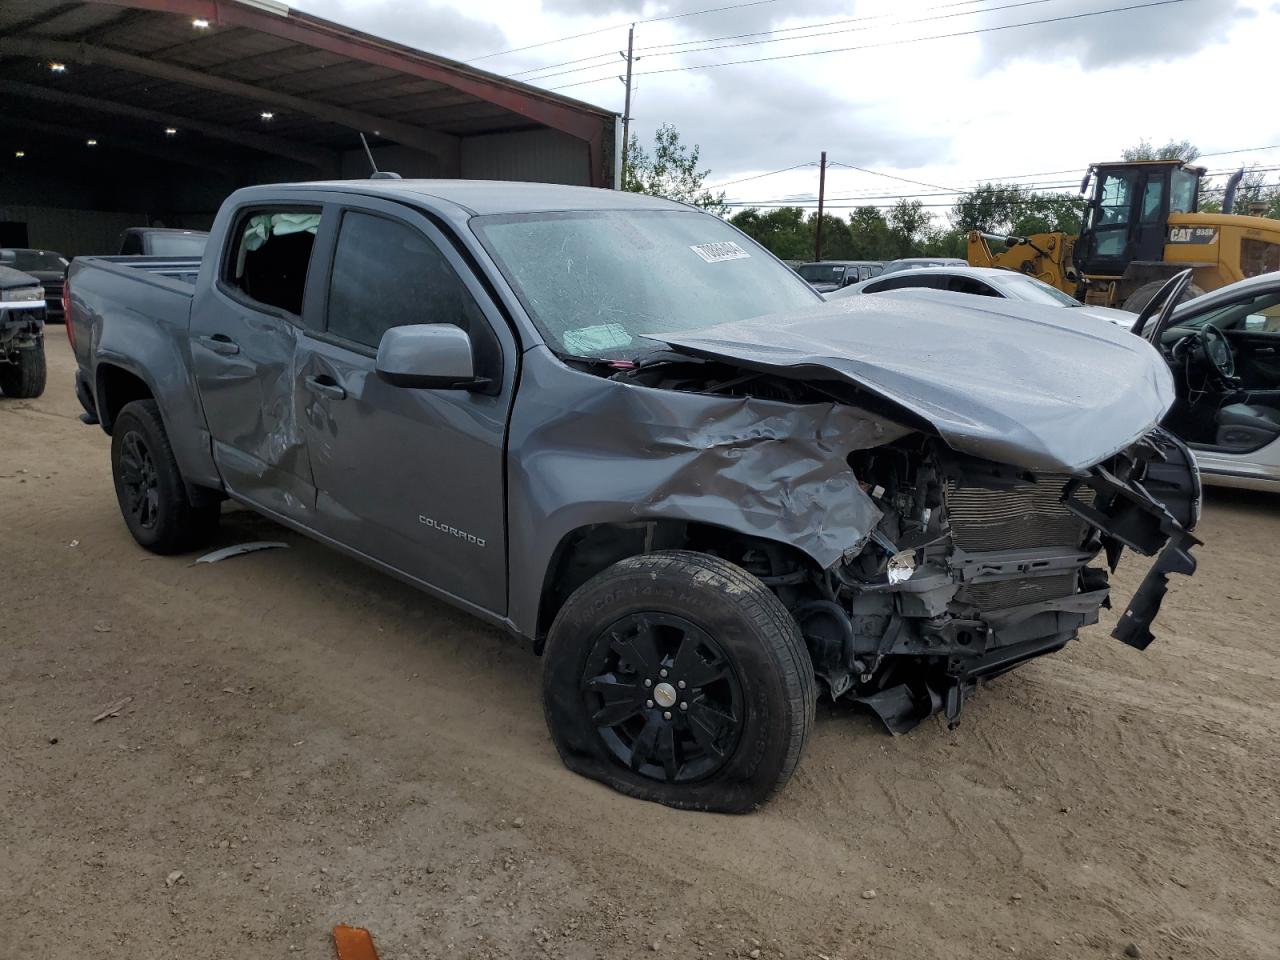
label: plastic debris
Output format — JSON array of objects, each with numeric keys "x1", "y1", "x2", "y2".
[
  {"x1": 91, "y1": 696, "x2": 134, "y2": 723},
  {"x1": 333, "y1": 924, "x2": 380, "y2": 960},
  {"x1": 194, "y1": 541, "x2": 287, "y2": 564}
]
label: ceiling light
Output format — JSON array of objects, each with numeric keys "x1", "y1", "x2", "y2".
[
  {"x1": 86, "y1": 139, "x2": 97, "y2": 146},
  {"x1": 192, "y1": 18, "x2": 209, "y2": 28},
  {"x1": 260, "y1": 111, "x2": 274, "y2": 120},
  {"x1": 49, "y1": 61, "x2": 66, "y2": 73},
  {"x1": 15, "y1": 151, "x2": 25, "y2": 158},
  {"x1": 164, "y1": 127, "x2": 178, "y2": 136}
]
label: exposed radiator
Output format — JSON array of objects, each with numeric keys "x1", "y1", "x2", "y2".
[
  {"x1": 945, "y1": 474, "x2": 1092, "y2": 552},
  {"x1": 959, "y1": 573, "x2": 1078, "y2": 611},
  {"x1": 945, "y1": 474, "x2": 1095, "y2": 612}
]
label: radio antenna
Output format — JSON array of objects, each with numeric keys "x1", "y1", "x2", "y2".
[{"x1": 359, "y1": 132, "x2": 379, "y2": 174}]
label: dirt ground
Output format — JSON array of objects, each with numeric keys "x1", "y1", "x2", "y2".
[{"x1": 2, "y1": 335, "x2": 1278, "y2": 960}]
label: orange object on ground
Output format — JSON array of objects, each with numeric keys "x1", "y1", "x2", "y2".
[{"x1": 332, "y1": 924, "x2": 380, "y2": 960}]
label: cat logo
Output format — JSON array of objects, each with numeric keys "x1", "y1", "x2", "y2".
[{"x1": 1168, "y1": 226, "x2": 1218, "y2": 245}]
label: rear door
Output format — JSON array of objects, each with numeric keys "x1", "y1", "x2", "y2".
[
  {"x1": 190, "y1": 199, "x2": 326, "y2": 523},
  {"x1": 294, "y1": 197, "x2": 517, "y2": 615}
]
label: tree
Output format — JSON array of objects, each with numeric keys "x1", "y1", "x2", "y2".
[
  {"x1": 1121, "y1": 138, "x2": 1200, "y2": 162},
  {"x1": 729, "y1": 206, "x2": 810, "y2": 260},
  {"x1": 623, "y1": 124, "x2": 727, "y2": 214},
  {"x1": 846, "y1": 206, "x2": 895, "y2": 260},
  {"x1": 950, "y1": 183, "x2": 1084, "y2": 237},
  {"x1": 1201, "y1": 165, "x2": 1280, "y2": 218},
  {"x1": 886, "y1": 199, "x2": 933, "y2": 258}
]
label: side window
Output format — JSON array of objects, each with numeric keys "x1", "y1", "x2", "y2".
[
  {"x1": 1140, "y1": 178, "x2": 1165, "y2": 223},
  {"x1": 948, "y1": 276, "x2": 999, "y2": 297},
  {"x1": 869, "y1": 274, "x2": 944, "y2": 293},
  {"x1": 223, "y1": 208, "x2": 321, "y2": 316},
  {"x1": 120, "y1": 233, "x2": 142, "y2": 255},
  {"x1": 326, "y1": 210, "x2": 497, "y2": 363}
]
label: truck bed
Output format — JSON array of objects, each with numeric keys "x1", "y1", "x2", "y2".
[{"x1": 78, "y1": 255, "x2": 202, "y2": 288}]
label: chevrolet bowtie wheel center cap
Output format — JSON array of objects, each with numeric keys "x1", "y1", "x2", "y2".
[{"x1": 653, "y1": 681, "x2": 678, "y2": 709}]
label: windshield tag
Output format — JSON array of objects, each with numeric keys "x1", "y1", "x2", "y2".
[{"x1": 690, "y1": 241, "x2": 750, "y2": 264}]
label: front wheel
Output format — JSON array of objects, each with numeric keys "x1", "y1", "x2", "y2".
[
  {"x1": 0, "y1": 343, "x2": 46, "y2": 398},
  {"x1": 542, "y1": 550, "x2": 815, "y2": 813}
]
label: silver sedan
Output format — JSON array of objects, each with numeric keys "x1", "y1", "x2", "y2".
[{"x1": 827, "y1": 264, "x2": 1135, "y2": 327}]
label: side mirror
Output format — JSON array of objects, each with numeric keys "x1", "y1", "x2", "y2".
[{"x1": 376, "y1": 324, "x2": 481, "y2": 390}]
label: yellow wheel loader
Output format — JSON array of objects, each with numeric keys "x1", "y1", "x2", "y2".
[{"x1": 967, "y1": 160, "x2": 1280, "y2": 311}]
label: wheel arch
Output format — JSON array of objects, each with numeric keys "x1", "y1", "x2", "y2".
[
  {"x1": 94, "y1": 361, "x2": 156, "y2": 434},
  {"x1": 532, "y1": 518, "x2": 821, "y2": 651}
]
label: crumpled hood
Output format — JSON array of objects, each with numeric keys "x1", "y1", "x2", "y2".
[{"x1": 659, "y1": 293, "x2": 1175, "y2": 472}]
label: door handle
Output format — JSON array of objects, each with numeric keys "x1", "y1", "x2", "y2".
[
  {"x1": 197, "y1": 334, "x2": 240, "y2": 356},
  {"x1": 304, "y1": 375, "x2": 347, "y2": 401}
]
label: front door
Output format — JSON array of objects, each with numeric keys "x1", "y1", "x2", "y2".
[
  {"x1": 294, "y1": 200, "x2": 515, "y2": 616},
  {"x1": 190, "y1": 201, "x2": 326, "y2": 523},
  {"x1": 1079, "y1": 167, "x2": 1139, "y2": 276},
  {"x1": 1132, "y1": 170, "x2": 1169, "y2": 264}
]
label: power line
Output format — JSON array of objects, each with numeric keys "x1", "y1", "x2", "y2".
[
  {"x1": 705, "y1": 161, "x2": 817, "y2": 189},
  {"x1": 549, "y1": 0, "x2": 1199, "y2": 89},
  {"x1": 723, "y1": 180, "x2": 1280, "y2": 210},
  {"x1": 466, "y1": 0, "x2": 780, "y2": 64},
  {"x1": 635, "y1": 0, "x2": 1053, "y2": 61},
  {"x1": 512, "y1": 0, "x2": 1005, "y2": 81},
  {"x1": 827, "y1": 160, "x2": 958, "y2": 192},
  {"x1": 524, "y1": 0, "x2": 1046, "y2": 84},
  {"x1": 726, "y1": 178, "x2": 1280, "y2": 207},
  {"x1": 634, "y1": 0, "x2": 1002, "y2": 56}
]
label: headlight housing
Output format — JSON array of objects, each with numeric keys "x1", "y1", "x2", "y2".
[{"x1": 1, "y1": 285, "x2": 45, "y2": 302}]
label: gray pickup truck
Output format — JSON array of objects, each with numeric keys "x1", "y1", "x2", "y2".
[{"x1": 66, "y1": 179, "x2": 1202, "y2": 812}]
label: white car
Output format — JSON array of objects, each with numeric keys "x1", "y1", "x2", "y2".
[
  {"x1": 1149, "y1": 271, "x2": 1280, "y2": 491},
  {"x1": 828, "y1": 264, "x2": 1135, "y2": 327}
]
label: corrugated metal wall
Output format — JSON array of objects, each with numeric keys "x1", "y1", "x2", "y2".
[
  {"x1": 0, "y1": 205, "x2": 147, "y2": 257},
  {"x1": 461, "y1": 128, "x2": 590, "y2": 186}
]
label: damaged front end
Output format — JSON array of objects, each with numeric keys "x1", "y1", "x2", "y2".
[{"x1": 794, "y1": 429, "x2": 1201, "y2": 732}]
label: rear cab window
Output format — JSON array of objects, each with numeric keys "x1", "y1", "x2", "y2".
[{"x1": 222, "y1": 208, "x2": 322, "y2": 317}]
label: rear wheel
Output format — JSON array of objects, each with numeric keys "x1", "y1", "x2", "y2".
[
  {"x1": 0, "y1": 343, "x2": 47, "y2": 398},
  {"x1": 542, "y1": 550, "x2": 815, "y2": 813},
  {"x1": 1123, "y1": 279, "x2": 1205, "y2": 313},
  {"x1": 111, "y1": 399, "x2": 219, "y2": 554}
]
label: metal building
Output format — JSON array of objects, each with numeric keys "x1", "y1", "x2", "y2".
[{"x1": 0, "y1": 0, "x2": 619, "y2": 254}]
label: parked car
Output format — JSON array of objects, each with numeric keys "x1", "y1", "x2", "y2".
[
  {"x1": 118, "y1": 227, "x2": 209, "y2": 257},
  {"x1": 829, "y1": 264, "x2": 1135, "y2": 326},
  {"x1": 0, "y1": 248, "x2": 69, "y2": 321},
  {"x1": 0, "y1": 264, "x2": 47, "y2": 398},
  {"x1": 795, "y1": 260, "x2": 883, "y2": 292},
  {"x1": 66, "y1": 179, "x2": 1201, "y2": 812},
  {"x1": 880, "y1": 257, "x2": 968, "y2": 274},
  {"x1": 1143, "y1": 271, "x2": 1280, "y2": 491}
]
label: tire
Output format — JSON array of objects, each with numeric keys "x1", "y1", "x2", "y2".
[
  {"x1": 110, "y1": 399, "x2": 220, "y2": 554},
  {"x1": 1123, "y1": 279, "x2": 1205, "y2": 314},
  {"x1": 542, "y1": 550, "x2": 815, "y2": 813},
  {"x1": 0, "y1": 342, "x2": 47, "y2": 398}
]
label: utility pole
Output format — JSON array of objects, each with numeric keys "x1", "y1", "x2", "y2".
[
  {"x1": 619, "y1": 24, "x2": 635, "y2": 187},
  {"x1": 815, "y1": 150, "x2": 827, "y2": 261}
]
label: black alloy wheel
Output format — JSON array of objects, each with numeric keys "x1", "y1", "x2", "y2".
[
  {"x1": 582, "y1": 612, "x2": 744, "y2": 783},
  {"x1": 118, "y1": 430, "x2": 161, "y2": 530}
]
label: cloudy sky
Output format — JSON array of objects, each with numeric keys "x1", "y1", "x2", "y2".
[{"x1": 293, "y1": 0, "x2": 1279, "y2": 219}]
